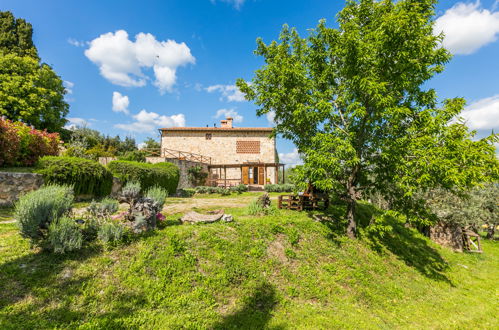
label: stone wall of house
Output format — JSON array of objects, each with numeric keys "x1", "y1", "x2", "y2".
[
  {"x1": 0, "y1": 172, "x2": 44, "y2": 207},
  {"x1": 146, "y1": 157, "x2": 208, "y2": 190},
  {"x1": 161, "y1": 130, "x2": 277, "y2": 165}
]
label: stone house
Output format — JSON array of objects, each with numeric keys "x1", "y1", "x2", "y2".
[{"x1": 159, "y1": 117, "x2": 284, "y2": 187}]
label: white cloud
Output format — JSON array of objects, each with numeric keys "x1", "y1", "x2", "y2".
[
  {"x1": 434, "y1": 1, "x2": 499, "y2": 54},
  {"x1": 112, "y1": 92, "x2": 130, "y2": 114},
  {"x1": 210, "y1": 0, "x2": 246, "y2": 10},
  {"x1": 460, "y1": 94, "x2": 499, "y2": 130},
  {"x1": 206, "y1": 84, "x2": 246, "y2": 102},
  {"x1": 63, "y1": 81, "x2": 74, "y2": 95},
  {"x1": 214, "y1": 108, "x2": 243, "y2": 123},
  {"x1": 279, "y1": 148, "x2": 303, "y2": 167},
  {"x1": 67, "y1": 38, "x2": 87, "y2": 47},
  {"x1": 85, "y1": 30, "x2": 195, "y2": 93},
  {"x1": 65, "y1": 117, "x2": 89, "y2": 129},
  {"x1": 115, "y1": 110, "x2": 185, "y2": 132},
  {"x1": 266, "y1": 111, "x2": 276, "y2": 126}
]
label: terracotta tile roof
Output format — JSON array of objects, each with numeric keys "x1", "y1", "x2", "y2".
[{"x1": 159, "y1": 127, "x2": 273, "y2": 132}]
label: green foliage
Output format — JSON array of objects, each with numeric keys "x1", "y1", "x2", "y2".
[
  {"x1": 145, "y1": 186, "x2": 168, "y2": 209},
  {"x1": 143, "y1": 137, "x2": 161, "y2": 149},
  {"x1": 118, "y1": 150, "x2": 147, "y2": 162},
  {"x1": 36, "y1": 156, "x2": 113, "y2": 197},
  {"x1": 97, "y1": 221, "x2": 125, "y2": 246},
  {"x1": 121, "y1": 181, "x2": 142, "y2": 201},
  {"x1": 63, "y1": 126, "x2": 137, "y2": 159},
  {"x1": 422, "y1": 184, "x2": 499, "y2": 231},
  {"x1": 237, "y1": 0, "x2": 499, "y2": 237},
  {"x1": 0, "y1": 54, "x2": 68, "y2": 132},
  {"x1": 1, "y1": 195, "x2": 499, "y2": 328},
  {"x1": 264, "y1": 184, "x2": 294, "y2": 193},
  {"x1": 177, "y1": 188, "x2": 196, "y2": 197},
  {"x1": 0, "y1": 117, "x2": 60, "y2": 167},
  {"x1": 108, "y1": 160, "x2": 179, "y2": 195},
  {"x1": 230, "y1": 184, "x2": 249, "y2": 194},
  {"x1": 247, "y1": 199, "x2": 277, "y2": 216},
  {"x1": 15, "y1": 184, "x2": 73, "y2": 244},
  {"x1": 0, "y1": 11, "x2": 38, "y2": 58},
  {"x1": 195, "y1": 186, "x2": 236, "y2": 195},
  {"x1": 87, "y1": 198, "x2": 119, "y2": 218},
  {"x1": 48, "y1": 217, "x2": 83, "y2": 254},
  {"x1": 187, "y1": 165, "x2": 208, "y2": 186}
]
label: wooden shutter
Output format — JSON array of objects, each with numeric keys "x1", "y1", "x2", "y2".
[
  {"x1": 258, "y1": 167, "x2": 264, "y2": 185},
  {"x1": 242, "y1": 166, "x2": 249, "y2": 185}
]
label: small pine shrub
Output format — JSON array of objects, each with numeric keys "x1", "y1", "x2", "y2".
[
  {"x1": 108, "y1": 160, "x2": 179, "y2": 195},
  {"x1": 48, "y1": 217, "x2": 83, "y2": 254},
  {"x1": 36, "y1": 156, "x2": 113, "y2": 197},
  {"x1": 87, "y1": 198, "x2": 119, "y2": 218},
  {"x1": 145, "y1": 186, "x2": 168, "y2": 209},
  {"x1": 15, "y1": 185, "x2": 74, "y2": 244},
  {"x1": 97, "y1": 221, "x2": 125, "y2": 246}
]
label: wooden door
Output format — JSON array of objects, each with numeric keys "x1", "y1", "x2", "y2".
[
  {"x1": 242, "y1": 166, "x2": 249, "y2": 184},
  {"x1": 258, "y1": 166, "x2": 264, "y2": 185}
]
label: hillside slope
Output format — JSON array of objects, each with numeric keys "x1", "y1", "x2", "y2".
[{"x1": 0, "y1": 200, "x2": 498, "y2": 329}]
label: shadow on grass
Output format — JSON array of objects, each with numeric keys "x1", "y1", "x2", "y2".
[
  {"x1": 307, "y1": 201, "x2": 451, "y2": 284},
  {"x1": 0, "y1": 245, "x2": 101, "y2": 310},
  {"x1": 212, "y1": 282, "x2": 283, "y2": 330}
]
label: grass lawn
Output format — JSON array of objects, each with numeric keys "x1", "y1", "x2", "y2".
[{"x1": 0, "y1": 196, "x2": 498, "y2": 329}]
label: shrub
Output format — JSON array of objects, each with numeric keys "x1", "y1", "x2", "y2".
[
  {"x1": 145, "y1": 186, "x2": 168, "y2": 209},
  {"x1": 264, "y1": 184, "x2": 295, "y2": 193},
  {"x1": 97, "y1": 221, "x2": 125, "y2": 246},
  {"x1": 36, "y1": 156, "x2": 113, "y2": 197},
  {"x1": 230, "y1": 184, "x2": 248, "y2": 194},
  {"x1": 122, "y1": 181, "x2": 141, "y2": 202},
  {"x1": 48, "y1": 217, "x2": 83, "y2": 253},
  {"x1": 188, "y1": 165, "x2": 208, "y2": 186},
  {"x1": 195, "y1": 186, "x2": 233, "y2": 195},
  {"x1": 247, "y1": 198, "x2": 278, "y2": 216},
  {"x1": 177, "y1": 188, "x2": 196, "y2": 197},
  {"x1": 87, "y1": 198, "x2": 119, "y2": 218},
  {"x1": 0, "y1": 118, "x2": 59, "y2": 167},
  {"x1": 218, "y1": 187, "x2": 231, "y2": 196},
  {"x1": 15, "y1": 185, "x2": 74, "y2": 244},
  {"x1": 118, "y1": 150, "x2": 147, "y2": 162},
  {"x1": 108, "y1": 160, "x2": 179, "y2": 195}
]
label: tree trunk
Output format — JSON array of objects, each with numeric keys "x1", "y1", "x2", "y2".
[
  {"x1": 346, "y1": 197, "x2": 357, "y2": 239},
  {"x1": 486, "y1": 223, "x2": 496, "y2": 240},
  {"x1": 345, "y1": 168, "x2": 358, "y2": 239}
]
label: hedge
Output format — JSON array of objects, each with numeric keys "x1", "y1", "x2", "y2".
[
  {"x1": 36, "y1": 156, "x2": 113, "y2": 197},
  {"x1": 108, "y1": 160, "x2": 180, "y2": 195},
  {"x1": 264, "y1": 184, "x2": 295, "y2": 193}
]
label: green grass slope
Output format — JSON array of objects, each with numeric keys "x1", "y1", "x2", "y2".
[{"x1": 0, "y1": 204, "x2": 498, "y2": 329}]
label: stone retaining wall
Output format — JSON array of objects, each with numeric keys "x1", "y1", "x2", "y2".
[{"x1": 0, "y1": 172, "x2": 44, "y2": 207}]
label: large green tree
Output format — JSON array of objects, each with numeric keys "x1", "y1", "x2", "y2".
[
  {"x1": 0, "y1": 11, "x2": 38, "y2": 58},
  {"x1": 237, "y1": 0, "x2": 499, "y2": 238},
  {"x1": 0, "y1": 11, "x2": 68, "y2": 132}
]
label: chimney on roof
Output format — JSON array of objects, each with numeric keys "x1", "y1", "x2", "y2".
[{"x1": 221, "y1": 117, "x2": 233, "y2": 128}]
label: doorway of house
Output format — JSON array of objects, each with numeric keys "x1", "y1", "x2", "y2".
[{"x1": 242, "y1": 166, "x2": 264, "y2": 185}]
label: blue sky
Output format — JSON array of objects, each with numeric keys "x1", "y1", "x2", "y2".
[{"x1": 2, "y1": 0, "x2": 499, "y2": 164}]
